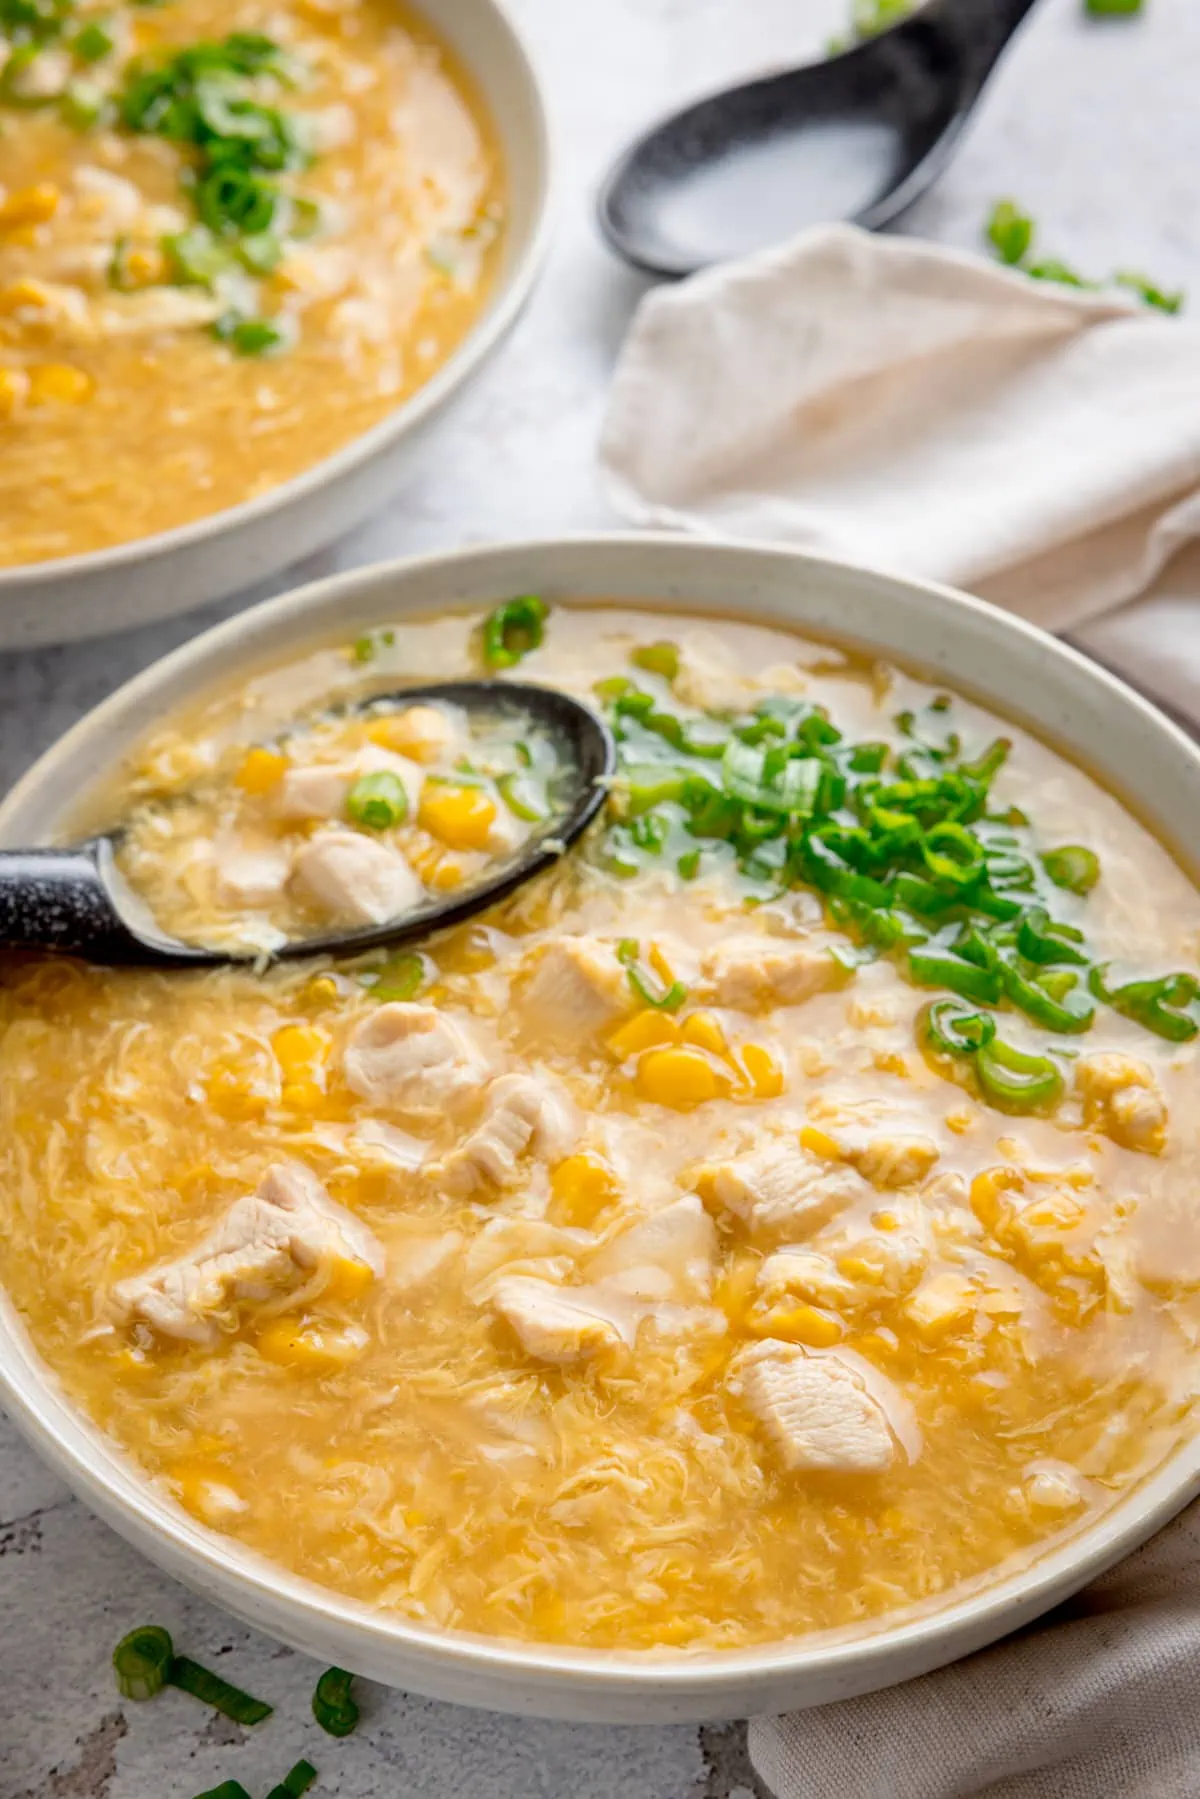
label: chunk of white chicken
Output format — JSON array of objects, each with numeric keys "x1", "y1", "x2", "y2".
[
  {"x1": 589, "y1": 1195, "x2": 716, "y2": 1303},
  {"x1": 853, "y1": 1133, "x2": 940, "y2": 1190},
  {"x1": 1076, "y1": 1053, "x2": 1167, "y2": 1155},
  {"x1": 342, "y1": 1003, "x2": 486, "y2": 1112},
  {"x1": 729, "y1": 1340, "x2": 896, "y2": 1474},
  {"x1": 292, "y1": 830, "x2": 422, "y2": 926},
  {"x1": 490, "y1": 1276, "x2": 623, "y2": 1364},
  {"x1": 112, "y1": 1164, "x2": 382, "y2": 1346},
  {"x1": 700, "y1": 936, "x2": 844, "y2": 1011},
  {"x1": 519, "y1": 935, "x2": 635, "y2": 1042},
  {"x1": 701, "y1": 1143, "x2": 866, "y2": 1241},
  {"x1": 757, "y1": 1249, "x2": 857, "y2": 1310},
  {"x1": 390, "y1": 1231, "x2": 464, "y2": 1296},
  {"x1": 434, "y1": 1072, "x2": 579, "y2": 1195},
  {"x1": 275, "y1": 745, "x2": 424, "y2": 823},
  {"x1": 212, "y1": 838, "x2": 293, "y2": 909}
]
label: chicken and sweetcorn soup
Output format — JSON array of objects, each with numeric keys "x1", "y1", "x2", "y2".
[
  {"x1": 3, "y1": 600, "x2": 1200, "y2": 1654},
  {"x1": 0, "y1": 0, "x2": 503, "y2": 565}
]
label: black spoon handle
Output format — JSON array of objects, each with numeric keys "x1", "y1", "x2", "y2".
[
  {"x1": 920, "y1": 0, "x2": 1042, "y2": 78},
  {"x1": 0, "y1": 845, "x2": 134, "y2": 958}
]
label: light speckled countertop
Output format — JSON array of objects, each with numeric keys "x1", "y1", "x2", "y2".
[{"x1": 4, "y1": 0, "x2": 1198, "y2": 1792}]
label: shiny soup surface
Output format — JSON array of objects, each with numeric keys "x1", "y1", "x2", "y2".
[
  {"x1": 0, "y1": 0, "x2": 503, "y2": 566},
  {"x1": 2, "y1": 601, "x2": 1200, "y2": 1654}
]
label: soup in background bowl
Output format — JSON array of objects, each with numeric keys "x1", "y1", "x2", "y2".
[{"x1": 2, "y1": 537, "x2": 1199, "y2": 1722}]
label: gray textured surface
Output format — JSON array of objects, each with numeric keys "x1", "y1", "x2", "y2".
[{"x1": 2, "y1": 0, "x2": 1197, "y2": 1792}]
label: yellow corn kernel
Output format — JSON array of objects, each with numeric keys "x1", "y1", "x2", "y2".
[
  {"x1": 637, "y1": 1045, "x2": 724, "y2": 1108},
  {"x1": 301, "y1": 973, "x2": 341, "y2": 1009},
  {"x1": 429, "y1": 855, "x2": 467, "y2": 892},
  {"x1": 419, "y1": 783, "x2": 497, "y2": 851},
  {"x1": 273, "y1": 1023, "x2": 329, "y2": 1078},
  {"x1": 27, "y1": 363, "x2": 93, "y2": 405},
  {"x1": 680, "y1": 1009, "x2": 728, "y2": 1057},
  {"x1": 905, "y1": 1272, "x2": 977, "y2": 1342},
  {"x1": 367, "y1": 705, "x2": 454, "y2": 762},
  {"x1": 236, "y1": 746, "x2": 288, "y2": 794},
  {"x1": 945, "y1": 1108, "x2": 976, "y2": 1135},
  {"x1": 123, "y1": 244, "x2": 165, "y2": 287},
  {"x1": 872, "y1": 1209, "x2": 900, "y2": 1232},
  {"x1": 836, "y1": 1248, "x2": 889, "y2": 1287},
  {"x1": 322, "y1": 1255, "x2": 375, "y2": 1303},
  {"x1": 207, "y1": 1059, "x2": 267, "y2": 1120},
  {"x1": 549, "y1": 1152, "x2": 616, "y2": 1229},
  {"x1": 800, "y1": 1124, "x2": 843, "y2": 1162},
  {"x1": 0, "y1": 183, "x2": 60, "y2": 229},
  {"x1": 281, "y1": 1078, "x2": 325, "y2": 1114},
  {"x1": 607, "y1": 1009, "x2": 679, "y2": 1060},
  {"x1": 647, "y1": 941, "x2": 676, "y2": 986},
  {"x1": 970, "y1": 1165, "x2": 1023, "y2": 1235},
  {"x1": 0, "y1": 366, "x2": 28, "y2": 414},
  {"x1": 403, "y1": 1507, "x2": 426, "y2": 1529},
  {"x1": 738, "y1": 1042, "x2": 785, "y2": 1099},
  {"x1": 174, "y1": 1462, "x2": 246, "y2": 1525},
  {"x1": 0, "y1": 278, "x2": 51, "y2": 313},
  {"x1": 756, "y1": 1303, "x2": 843, "y2": 1348},
  {"x1": 256, "y1": 1317, "x2": 362, "y2": 1373}
]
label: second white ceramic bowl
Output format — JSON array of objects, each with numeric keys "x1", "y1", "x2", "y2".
[
  {"x1": 1, "y1": 535, "x2": 1199, "y2": 1722},
  {"x1": 0, "y1": 0, "x2": 552, "y2": 650}
]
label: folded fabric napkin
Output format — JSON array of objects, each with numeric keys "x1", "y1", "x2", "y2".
[
  {"x1": 599, "y1": 223, "x2": 1200, "y2": 721},
  {"x1": 599, "y1": 224, "x2": 1200, "y2": 1796}
]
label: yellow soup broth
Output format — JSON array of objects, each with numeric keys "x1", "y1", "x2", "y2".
[
  {"x1": 2, "y1": 603, "x2": 1200, "y2": 1653},
  {"x1": 0, "y1": 0, "x2": 504, "y2": 564}
]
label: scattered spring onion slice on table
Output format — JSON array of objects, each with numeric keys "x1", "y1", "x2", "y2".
[
  {"x1": 265, "y1": 1759, "x2": 318, "y2": 1799},
  {"x1": 192, "y1": 1783, "x2": 253, "y2": 1799},
  {"x1": 112, "y1": 1625, "x2": 272, "y2": 1724},
  {"x1": 312, "y1": 1666, "x2": 360, "y2": 1737},
  {"x1": 480, "y1": 595, "x2": 548, "y2": 669},
  {"x1": 982, "y1": 201, "x2": 1184, "y2": 312}
]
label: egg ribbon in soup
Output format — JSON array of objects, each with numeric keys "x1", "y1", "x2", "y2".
[
  {"x1": 0, "y1": 0, "x2": 504, "y2": 564},
  {"x1": 2, "y1": 600, "x2": 1199, "y2": 1652}
]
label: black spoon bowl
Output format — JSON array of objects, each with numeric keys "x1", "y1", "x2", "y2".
[
  {"x1": 598, "y1": 0, "x2": 1040, "y2": 279},
  {"x1": 0, "y1": 681, "x2": 615, "y2": 968}
]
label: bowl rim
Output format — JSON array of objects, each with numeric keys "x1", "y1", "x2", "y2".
[
  {"x1": 3, "y1": 530, "x2": 1200, "y2": 1709},
  {"x1": 0, "y1": 0, "x2": 554, "y2": 593}
]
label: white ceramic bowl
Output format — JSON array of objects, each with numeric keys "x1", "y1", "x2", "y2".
[
  {"x1": 2, "y1": 535, "x2": 1199, "y2": 1724},
  {"x1": 0, "y1": 0, "x2": 551, "y2": 651}
]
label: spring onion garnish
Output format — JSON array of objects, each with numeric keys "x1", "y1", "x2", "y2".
[
  {"x1": 1089, "y1": 967, "x2": 1200, "y2": 1043},
  {"x1": 974, "y1": 1038, "x2": 1064, "y2": 1114},
  {"x1": 113, "y1": 1627, "x2": 272, "y2": 1724},
  {"x1": 312, "y1": 1667, "x2": 360, "y2": 1737},
  {"x1": 212, "y1": 313, "x2": 291, "y2": 357},
  {"x1": 170, "y1": 1656, "x2": 274, "y2": 1725},
  {"x1": 497, "y1": 770, "x2": 549, "y2": 822},
  {"x1": 113, "y1": 1625, "x2": 174, "y2": 1701},
  {"x1": 1085, "y1": 0, "x2": 1143, "y2": 13},
  {"x1": 345, "y1": 770, "x2": 409, "y2": 830},
  {"x1": 72, "y1": 19, "x2": 113, "y2": 61},
  {"x1": 365, "y1": 951, "x2": 426, "y2": 1002},
  {"x1": 983, "y1": 201, "x2": 1183, "y2": 312},
  {"x1": 616, "y1": 939, "x2": 688, "y2": 1012},
  {"x1": 1040, "y1": 845, "x2": 1100, "y2": 895},
  {"x1": 480, "y1": 595, "x2": 548, "y2": 670},
  {"x1": 923, "y1": 999, "x2": 996, "y2": 1056},
  {"x1": 265, "y1": 1759, "x2": 318, "y2": 1799},
  {"x1": 191, "y1": 1784, "x2": 253, "y2": 1799},
  {"x1": 630, "y1": 640, "x2": 680, "y2": 681}
]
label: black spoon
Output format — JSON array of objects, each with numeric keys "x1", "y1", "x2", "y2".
[
  {"x1": 0, "y1": 681, "x2": 615, "y2": 968},
  {"x1": 598, "y1": 0, "x2": 1040, "y2": 279}
]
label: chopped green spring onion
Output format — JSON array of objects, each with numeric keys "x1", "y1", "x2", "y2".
[
  {"x1": 367, "y1": 951, "x2": 426, "y2": 1001},
  {"x1": 986, "y1": 199, "x2": 1034, "y2": 266},
  {"x1": 1000, "y1": 956, "x2": 1094, "y2": 1033},
  {"x1": 677, "y1": 847, "x2": 701, "y2": 880},
  {"x1": 72, "y1": 19, "x2": 114, "y2": 61},
  {"x1": 345, "y1": 770, "x2": 409, "y2": 830},
  {"x1": 481, "y1": 595, "x2": 548, "y2": 669},
  {"x1": 974, "y1": 1038, "x2": 1064, "y2": 1114},
  {"x1": 616, "y1": 939, "x2": 688, "y2": 1012},
  {"x1": 922, "y1": 999, "x2": 996, "y2": 1056},
  {"x1": 0, "y1": 43, "x2": 66, "y2": 103},
  {"x1": 1015, "y1": 906, "x2": 1088, "y2": 966},
  {"x1": 1040, "y1": 844, "x2": 1100, "y2": 895},
  {"x1": 631, "y1": 640, "x2": 680, "y2": 681},
  {"x1": 1026, "y1": 258, "x2": 1096, "y2": 291},
  {"x1": 1085, "y1": 0, "x2": 1143, "y2": 13},
  {"x1": 1089, "y1": 966, "x2": 1200, "y2": 1042},
  {"x1": 312, "y1": 1667, "x2": 360, "y2": 1738},
  {"x1": 113, "y1": 1625, "x2": 174, "y2": 1701},
  {"x1": 497, "y1": 770, "x2": 549, "y2": 822},
  {"x1": 920, "y1": 821, "x2": 985, "y2": 891},
  {"x1": 191, "y1": 1784, "x2": 253, "y2": 1799},
  {"x1": 60, "y1": 77, "x2": 107, "y2": 127},
  {"x1": 212, "y1": 313, "x2": 290, "y2": 357},
  {"x1": 169, "y1": 1656, "x2": 273, "y2": 1726},
  {"x1": 1116, "y1": 271, "x2": 1184, "y2": 315},
  {"x1": 265, "y1": 1760, "x2": 318, "y2": 1799},
  {"x1": 163, "y1": 224, "x2": 235, "y2": 286},
  {"x1": 908, "y1": 948, "x2": 1002, "y2": 1006}
]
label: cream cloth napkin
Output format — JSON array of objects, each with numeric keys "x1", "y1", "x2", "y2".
[
  {"x1": 599, "y1": 224, "x2": 1200, "y2": 1795},
  {"x1": 599, "y1": 224, "x2": 1200, "y2": 721}
]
